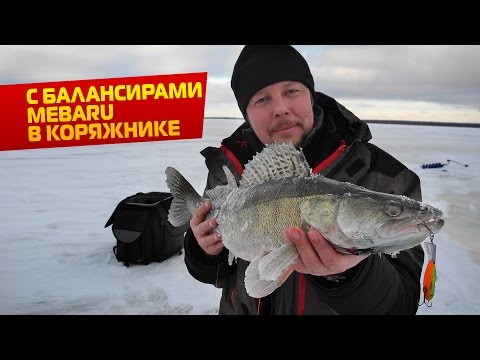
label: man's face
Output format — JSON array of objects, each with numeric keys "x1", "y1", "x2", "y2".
[{"x1": 246, "y1": 81, "x2": 314, "y2": 147}]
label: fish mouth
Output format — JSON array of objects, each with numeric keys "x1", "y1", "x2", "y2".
[
  {"x1": 332, "y1": 214, "x2": 445, "y2": 255},
  {"x1": 416, "y1": 208, "x2": 444, "y2": 233},
  {"x1": 377, "y1": 212, "x2": 444, "y2": 238},
  {"x1": 416, "y1": 217, "x2": 445, "y2": 234}
]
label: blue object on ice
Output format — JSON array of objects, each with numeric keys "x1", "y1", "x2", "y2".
[
  {"x1": 421, "y1": 159, "x2": 469, "y2": 169},
  {"x1": 421, "y1": 162, "x2": 445, "y2": 169}
]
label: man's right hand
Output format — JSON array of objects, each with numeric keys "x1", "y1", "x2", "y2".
[{"x1": 190, "y1": 201, "x2": 224, "y2": 256}]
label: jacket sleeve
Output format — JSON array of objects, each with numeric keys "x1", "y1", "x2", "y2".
[
  {"x1": 307, "y1": 245, "x2": 424, "y2": 314},
  {"x1": 184, "y1": 228, "x2": 233, "y2": 287},
  {"x1": 308, "y1": 147, "x2": 425, "y2": 314}
]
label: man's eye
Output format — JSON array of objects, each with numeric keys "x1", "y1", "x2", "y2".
[
  {"x1": 255, "y1": 97, "x2": 266, "y2": 105},
  {"x1": 286, "y1": 89, "x2": 299, "y2": 95}
]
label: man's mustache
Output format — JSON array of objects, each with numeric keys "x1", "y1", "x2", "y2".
[{"x1": 270, "y1": 119, "x2": 302, "y2": 132}]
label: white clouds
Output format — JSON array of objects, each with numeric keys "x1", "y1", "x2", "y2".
[
  {"x1": 0, "y1": 45, "x2": 478, "y2": 122},
  {"x1": 0, "y1": 45, "x2": 242, "y2": 83},
  {"x1": 304, "y1": 45, "x2": 480, "y2": 108}
]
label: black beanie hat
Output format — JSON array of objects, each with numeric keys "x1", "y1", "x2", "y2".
[{"x1": 231, "y1": 45, "x2": 315, "y2": 120}]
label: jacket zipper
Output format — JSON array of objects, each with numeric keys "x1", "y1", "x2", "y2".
[
  {"x1": 324, "y1": 139, "x2": 360, "y2": 177},
  {"x1": 296, "y1": 140, "x2": 350, "y2": 315}
]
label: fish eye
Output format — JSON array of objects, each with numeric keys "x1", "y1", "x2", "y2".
[{"x1": 385, "y1": 202, "x2": 403, "y2": 217}]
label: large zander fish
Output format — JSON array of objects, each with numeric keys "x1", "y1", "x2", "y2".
[{"x1": 165, "y1": 142, "x2": 444, "y2": 298}]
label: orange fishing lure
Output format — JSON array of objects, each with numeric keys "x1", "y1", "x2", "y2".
[
  {"x1": 421, "y1": 239, "x2": 437, "y2": 306},
  {"x1": 423, "y1": 259, "x2": 437, "y2": 303}
]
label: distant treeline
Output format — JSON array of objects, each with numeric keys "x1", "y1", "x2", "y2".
[
  {"x1": 363, "y1": 120, "x2": 480, "y2": 128},
  {"x1": 205, "y1": 117, "x2": 480, "y2": 128},
  {"x1": 205, "y1": 117, "x2": 242, "y2": 120}
]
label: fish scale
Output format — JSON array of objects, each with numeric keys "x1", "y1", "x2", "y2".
[{"x1": 217, "y1": 196, "x2": 307, "y2": 261}]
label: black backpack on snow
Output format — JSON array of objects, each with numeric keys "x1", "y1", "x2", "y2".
[{"x1": 105, "y1": 192, "x2": 189, "y2": 267}]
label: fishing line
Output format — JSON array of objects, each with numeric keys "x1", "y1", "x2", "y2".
[{"x1": 212, "y1": 250, "x2": 222, "y2": 314}]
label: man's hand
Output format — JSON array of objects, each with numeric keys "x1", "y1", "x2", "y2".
[
  {"x1": 190, "y1": 201, "x2": 224, "y2": 256},
  {"x1": 283, "y1": 227, "x2": 368, "y2": 276}
]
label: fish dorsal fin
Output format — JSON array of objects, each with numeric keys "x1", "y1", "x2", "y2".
[
  {"x1": 205, "y1": 165, "x2": 238, "y2": 201},
  {"x1": 240, "y1": 141, "x2": 311, "y2": 187}
]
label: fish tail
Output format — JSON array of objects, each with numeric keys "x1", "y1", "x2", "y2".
[{"x1": 165, "y1": 167, "x2": 202, "y2": 227}]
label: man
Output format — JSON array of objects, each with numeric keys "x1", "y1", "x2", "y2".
[{"x1": 184, "y1": 45, "x2": 424, "y2": 314}]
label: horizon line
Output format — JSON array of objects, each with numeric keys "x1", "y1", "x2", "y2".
[{"x1": 204, "y1": 117, "x2": 480, "y2": 128}]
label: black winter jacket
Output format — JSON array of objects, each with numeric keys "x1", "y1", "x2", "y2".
[{"x1": 184, "y1": 91, "x2": 424, "y2": 315}]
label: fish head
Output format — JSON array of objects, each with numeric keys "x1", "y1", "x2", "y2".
[{"x1": 334, "y1": 193, "x2": 444, "y2": 253}]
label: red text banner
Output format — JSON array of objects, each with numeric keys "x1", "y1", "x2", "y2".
[{"x1": 0, "y1": 72, "x2": 207, "y2": 151}]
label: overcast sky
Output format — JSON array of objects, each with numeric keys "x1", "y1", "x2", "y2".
[{"x1": 1, "y1": 45, "x2": 479, "y2": 123}]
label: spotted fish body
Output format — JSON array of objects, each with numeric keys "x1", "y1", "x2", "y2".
[{"x1": 165, "y1": 142, "x2": 444, "y2": 298}]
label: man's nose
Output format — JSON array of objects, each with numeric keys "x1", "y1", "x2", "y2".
[{"x1": 272, "y1": 98, "x2": 289, "y2": 117}]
